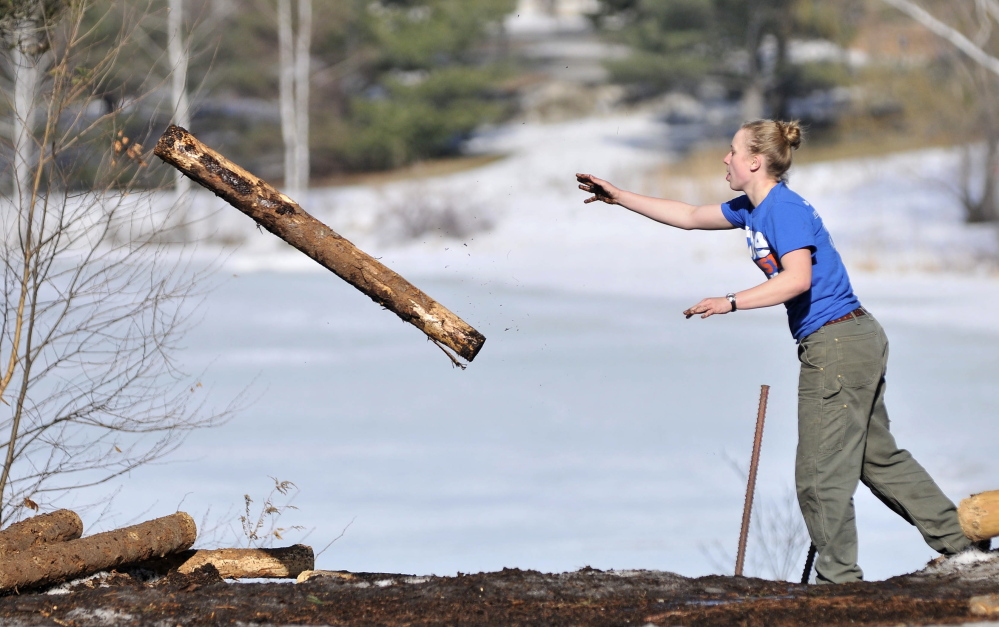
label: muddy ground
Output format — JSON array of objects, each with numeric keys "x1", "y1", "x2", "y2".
[{"x1": 2, "y1": 554, "x2": 999, "y2": 627}]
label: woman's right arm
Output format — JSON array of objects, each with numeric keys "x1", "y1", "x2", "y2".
[{"x1": 576, "y1": 173, "x2": 733, "y2": 231}]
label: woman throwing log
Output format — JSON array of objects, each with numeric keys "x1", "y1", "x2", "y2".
[{"x1": 576, "y1": 119, "x2": 978, "y2": 584}]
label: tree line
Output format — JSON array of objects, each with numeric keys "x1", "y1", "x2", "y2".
[{"x1": 130, "y1": 0, "x2": 517, "y2": 185}]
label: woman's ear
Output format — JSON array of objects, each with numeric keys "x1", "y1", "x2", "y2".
[{"x1": 750, "y1": 156, "x2": 762, "y2": 173}]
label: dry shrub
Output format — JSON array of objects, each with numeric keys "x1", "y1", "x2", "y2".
[
  {"x1": 239, "y1": 477, "x2": 304, "y2": 549},
  {"x1": 375, "y1": 182, "x2": 495, "y2": 244},
  {"x1": 652, "y1": 145, "x2": 733, "y2": 206}
]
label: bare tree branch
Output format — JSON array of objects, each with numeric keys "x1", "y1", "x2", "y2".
[
  {"x1": 881, "y1": 0, "x2": 999, "y2": 77},
  {"x1": 0, "y1": 0, "x2": 235, "y2": 526}
]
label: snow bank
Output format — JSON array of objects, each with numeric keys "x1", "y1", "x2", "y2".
[{"x1": 918, "y1": 548, "x2": 999, "y2": 581}]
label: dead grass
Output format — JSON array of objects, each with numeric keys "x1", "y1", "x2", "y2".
[
  {"x1": 795, "y1": 129, "x2": 959, "y2": 165},
  {"x1": 315, "y1": 153, "x2": 507, "y2": 188},
  {"x1": 651, "y1": 125, "x2": 960, "y2": 204}
]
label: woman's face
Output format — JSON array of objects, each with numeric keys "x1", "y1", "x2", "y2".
[{"x1": 723, "y1": 129, "x2": 755, "y2": 191}]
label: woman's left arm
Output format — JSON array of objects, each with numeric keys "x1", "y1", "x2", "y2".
[{"x1": 683, "y1": 248, "x2": 812, "y2": 318}]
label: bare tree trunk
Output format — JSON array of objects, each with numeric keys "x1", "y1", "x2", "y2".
[
  {"x1": 294, "y1": 0, "x2": 312, "y2": 197},
  {"x1": 766, "y1": 19, "x2": 792, "y2": 121},
  {"x1": 143, "y1": 544, "x2": 314, "y2": 579},
  {"x1": 0, "y1": 1, "x2": 229, "y2": 527},
  {"x1": 154, "y1": 126, "x2": 486, "y2": 363},
  {"x1": 2, "y1": 19, "x2": 45, "y2": 525},
  {"x1": 741, "y1": 12, "x2": 765, "y2": 121},
  {"x1": 0, "y1": 510, "x2": 83, "y2": 557},
  {"x1": 10, "y1": 31, "x2": 44, "y2": 213},
  {"x1": 0, "y1": 512, "x2": 197, "y2": 592},
  {"x1": 168, "y1": 0, "x2": 192, "y2": 203},
  {"x1": 966, "y1": 139, "x2": 999, "y2": 223},
  {"x1": 958, "y1": 62, "x2": 999, "y2": 223},
  {"x1": 881, "y1": 0, "x2": 999, "y2": 79},
  {"x1": 211, "y1": 0, "x2": 236, "y2": 21},
  {"x1": 277, "y1": 0, "x2": 298, "y2": 195}
]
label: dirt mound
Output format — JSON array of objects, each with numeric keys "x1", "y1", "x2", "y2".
[{"x1": 1, "y1": 554, "x2": 997, "y2": 626}]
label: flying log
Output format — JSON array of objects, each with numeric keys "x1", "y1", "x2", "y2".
[
  {"x1": 154, "y1": 125, "x2": 485, "y2": 364},
  {"x1": 0, "y1": 512, "x2": 196, "y2": 592},
  {"x1": 959, "y1": 490, "x2": 999, "y2": 543}
]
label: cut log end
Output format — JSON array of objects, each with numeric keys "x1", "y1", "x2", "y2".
[
  {"x1": 959, "y1": 490, "x2": 999, "y2": 542},
  {"x1": 0, "y1": 510, "x2": 84, "y2": 557}
]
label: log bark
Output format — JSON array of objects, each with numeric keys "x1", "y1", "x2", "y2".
[
  {"x1": 142, "y1": 544, "x2": 313, "y2": 579},
  {"x1": 959, "y1": 490, "x2": 999, "y2": 542},
  {"x1": 154, "y1": 125, "x2": 485, "y2": 363},
  {"x1": 0, "y1": 510, "x2": 83, "y2": 557},
  {"x1": 0, "y1": 512, "x2": 196, "y2": 592}
]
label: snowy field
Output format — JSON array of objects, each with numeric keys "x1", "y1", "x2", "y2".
[{"x1": 83, "y1": 112, "x2": 999, "y2": 583}]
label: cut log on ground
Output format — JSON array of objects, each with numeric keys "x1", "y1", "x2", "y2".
[
  {"x1": 0, "y1": 510, "x2": 83, "y2": 557},
  {"x1": 959, "y1": 490, "x2": 999, "y2": 542},
  {"x1": 154, "y1": 125, "x2": 485, "y2": 364},
  {"x1": 296, "y1": 569, "x2": 357, "y2": 583},
  {"x1": 971, "y1": 594, "x2": 999, "y2": 617},
  {"x1": 178, "y1": 544, "x2": 313, "y2": 578},
  {"x1": 0, "y1": 512, "x2": 196, "y2": 593},
  {"x1": 142, "y1": 544, "x2": 314, "y2": 579},
  {"x1": 295, "y1": 569, "x2": 418, "y2": 584}
]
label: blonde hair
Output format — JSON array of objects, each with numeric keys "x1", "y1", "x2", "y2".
[{"x1": 741, "y1": 119, "x2": 802, "y2": 182}]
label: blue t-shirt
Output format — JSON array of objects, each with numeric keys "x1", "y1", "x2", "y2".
[{"x1": 720, "y1": 182, "x2": 860, "y2": 340}]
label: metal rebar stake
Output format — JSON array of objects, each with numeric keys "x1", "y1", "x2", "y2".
[
  {"x1": 735, "y1": 384, "x2": 769, "y2": 577},
  {"x1": 801, "y1": 543, "x2": 817, "y2": 584}
]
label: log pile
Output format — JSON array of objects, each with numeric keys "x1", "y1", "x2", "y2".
[{"x1": 0, "y1": 511, "x2": 314, "y2": 593}]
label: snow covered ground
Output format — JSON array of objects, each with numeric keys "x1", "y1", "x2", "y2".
[{"x1": 82, "y1": 111, "x2": 999, "y2": 583}]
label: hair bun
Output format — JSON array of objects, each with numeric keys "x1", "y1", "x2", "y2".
[
  {"x1": 779, "y1": 120, "x2": 802, "y2": 150},
  {"x1": 740, "y1": 118, "x2": 800, "y2": 181}
]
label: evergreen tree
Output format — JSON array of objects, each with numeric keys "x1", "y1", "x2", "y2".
[
  {"x1": 590, "y1": 0, "x2": 861, "y2": 121},
  {"x1": 197, "y1": 0, "x2": 517, "y2": 175}
]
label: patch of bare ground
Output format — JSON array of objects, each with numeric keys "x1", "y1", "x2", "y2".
[
  {"x1": 651, "y1": 124, "x2": 962, "y2": 204},
  {"x1": 1, "y1": 557, "x2": 998, "y2": 626},
  {"x1": 314, "y1": 153, "x2": 507, "y2": 188}
]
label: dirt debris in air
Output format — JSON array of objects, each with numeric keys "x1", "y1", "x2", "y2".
[{"x1": 1, "y1": 552, "x2": 998, "y2": 626}]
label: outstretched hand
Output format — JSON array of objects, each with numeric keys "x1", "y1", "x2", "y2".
[
  {"x1": 576, "y1": 173, "x2": 620, "y2": 205},
  {"x1": 683, "y1": 297, "x2": 734, "y2": 319}
]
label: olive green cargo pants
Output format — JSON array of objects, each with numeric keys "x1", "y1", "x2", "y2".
[{"x1": 795, "y1": 310, "x2": 970, "y2": 584}]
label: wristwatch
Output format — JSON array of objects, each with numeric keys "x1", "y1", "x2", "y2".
[{"x1": 726, "y1": 293, "x2": 738, "y2": 312}]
